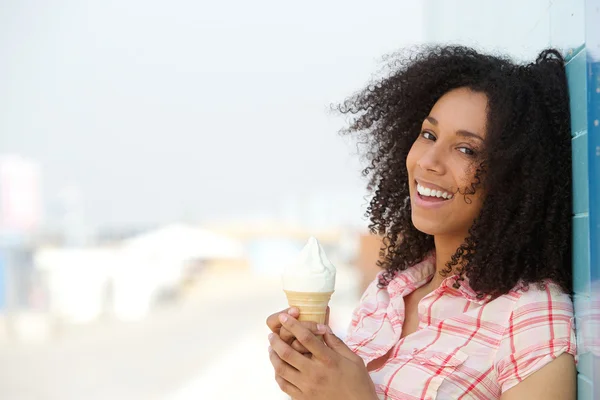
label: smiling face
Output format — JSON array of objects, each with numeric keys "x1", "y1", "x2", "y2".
[{"x1": 406, "y1": 87, "x2": 488, "y2": 237}]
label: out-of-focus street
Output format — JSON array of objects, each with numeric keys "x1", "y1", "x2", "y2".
[
  {"x1": 0, "y1": 266, "x2": 360, "y2": 400},
  {"x1": 0, "y1": 2, "x2": 410, "y2": 398}
]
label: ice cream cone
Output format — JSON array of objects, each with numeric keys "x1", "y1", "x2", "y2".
[{"x1": 284, "y1": 290, "x2": 334, "y2": 325}]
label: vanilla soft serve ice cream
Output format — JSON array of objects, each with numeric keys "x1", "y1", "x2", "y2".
[
  {"x1": 282, "y1": 236, "x2": 336, "y2": 293},
  {"x1": 282, "y1": 237, "x2": 336, "y2": 326}
]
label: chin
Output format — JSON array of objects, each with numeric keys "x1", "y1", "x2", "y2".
[
  {"x1": 412, "y1": 218, "x2": 439, "y2": 235},
  {"x1": 411, "y1": 215, "x2": 443, "y2": 236}
]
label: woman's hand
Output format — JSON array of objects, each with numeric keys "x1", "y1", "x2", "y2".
[
  {"x1": 268, "y1": 313, "x2": 377, "y2": 400},
  {"x1": 266, "y1": 307, "x2": 330, "y2": 354}
]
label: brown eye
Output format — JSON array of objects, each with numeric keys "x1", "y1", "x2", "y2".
[
  {"x1": 421, "y1": 131, "x2": 436, "y2": 141},
  {"x1": 458, "y1": 147, "x2": 476, "y2": 156}
]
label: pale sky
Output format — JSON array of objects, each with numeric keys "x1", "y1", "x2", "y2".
[{"x1": 0, "y1": 1, "x2": 424, "y2": 230}]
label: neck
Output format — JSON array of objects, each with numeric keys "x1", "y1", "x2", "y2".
[{"x1": 426, "y1": 234, "x2": 467, "y2": 290}]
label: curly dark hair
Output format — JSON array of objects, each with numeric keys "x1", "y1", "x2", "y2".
[{"x1": 338, "y1": 45, "x2": 572, "y2": 298}]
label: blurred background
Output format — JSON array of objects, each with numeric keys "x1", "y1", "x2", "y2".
[{"x1": 0, "y1": 0, "x2": 597, "y2": 399}]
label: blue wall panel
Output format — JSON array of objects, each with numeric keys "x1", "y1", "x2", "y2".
[
  {"x1": 566, "y1": 37, "x2": 592, "y2": 400},
  {"x1": 573, "y1": 215, "x2": 591, "y2": 294},
  {"x1": 567, "y1": 48, "x2": 589, "y2": 136},
  {"x1": 572, "y1": 132, "x2": 590, "y2": 216},
  {"x1": 577, "y1": 374, "x2": 593, "y2": 400},
  {"x1": 566, "y1": 2, "x2": 599, "y2": 398},
  {"x1": 582, "y1": 0, "x2": 600, "y2": 398}
]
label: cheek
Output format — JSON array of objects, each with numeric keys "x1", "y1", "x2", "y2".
[
  {"x1": 452, "y1": 162, "x2": 485, "y2": 216},
  {"x1": 455, "y1": 161, "x2": 482, "y2": 192}
]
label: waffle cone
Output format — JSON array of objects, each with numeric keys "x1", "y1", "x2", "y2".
[{"x1": 284, "y1": 290, "x2": 333, "y2": 325}]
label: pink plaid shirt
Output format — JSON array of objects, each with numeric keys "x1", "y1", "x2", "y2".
[{"x1": 345, "y1": 254, "x2": 577, "y2": 400}]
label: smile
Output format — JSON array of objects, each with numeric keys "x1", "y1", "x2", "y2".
[{"x1": 415, "y1": 182, "x2": 453, "y2": 200}]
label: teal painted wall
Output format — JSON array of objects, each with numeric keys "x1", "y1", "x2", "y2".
[
  {"x1": 566, "y1": 44, "x2": 594, "y2": 400},
  {"x1": 568, "y1": 2, "x2": 600, "y2": 399}
]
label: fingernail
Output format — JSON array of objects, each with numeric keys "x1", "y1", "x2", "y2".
[
  {"x1": 317, "y1": 324, "x2": 327, "y2": 334},
  {"x1": 268, "y1": 333, "x2": 274, "y2": 341},
  {"x1": 268, "y1": 346, "x2": 272, "y2": 353},
  {"x1": 288, "y1": 307, "x2": 299, "y2": 315},
  {"x1": 279, "y1": 314, "x2": 288, "y2": 323}
]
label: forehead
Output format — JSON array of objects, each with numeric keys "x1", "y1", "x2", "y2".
[{"x1": 428, "y1": 88, "x2": 489, "y2": 137}]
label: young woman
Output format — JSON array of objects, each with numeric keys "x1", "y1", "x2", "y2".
[{"x1": 266, "y1": 46, "x2": 577, "y2": 399}]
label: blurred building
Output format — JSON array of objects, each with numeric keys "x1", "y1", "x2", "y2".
[
  {"x1": 0, "y1": 155, "x2": 44, "y2": 343},
  {"x1": 0, "y1": 155, "x2": 43, "y2": 311},
  {"x1": 0, "y1": 155, "x2": 43, "y2": 237},
  {"x1": 34, "y1": 223, "x2": 247, "y2": 323},
  {"x1": 56, "y1": 185, "x2": 87, "y2": 247}
]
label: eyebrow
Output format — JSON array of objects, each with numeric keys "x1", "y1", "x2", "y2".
[{"x1": 425, "y1": 116, "x2": 484, "y2": 142}]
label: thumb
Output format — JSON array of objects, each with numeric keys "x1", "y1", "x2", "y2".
[{"x1": 323, "y1": 331, "x2": 356, "y2": 360}]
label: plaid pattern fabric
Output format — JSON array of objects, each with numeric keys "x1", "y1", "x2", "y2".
[{"x1": 345, "y1": 254, "x2": 577, "y2": 399}]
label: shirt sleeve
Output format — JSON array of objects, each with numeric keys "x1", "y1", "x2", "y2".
[{"x1": 494, "y1": 283, "x2": 577, "y2": 393}]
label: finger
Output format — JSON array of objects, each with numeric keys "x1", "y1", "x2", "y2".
[
  {"x1": 279, "y1": 327, "x2": 295, "y2": 344},
  {"x1": 323, "y1": 331, "x2": 360, "y2": 361},
  {"x1": 275, "y1": 375, "x2": 303, "y2": 398},
  {"x1": 280, "y1": 322, "x2": 328, "y2": 344},
  {"x1": 268, "y1": 346, "x2": 302, "y2": 386},
  {"x1": 278, "y1": 314, "x2": 333, "y2": 361},
  {"x1": 266, "y1": 308, "x2": 300, "y2": 333},
  {"x1": 292, "y1": 324, "x2": 333, "y2": 354},
  {"x1": 291, "y1": 339, "x2": 309, "y2": 354},
  {"x1": 268, "y1": 332, "x2": 310, "y2": 372},
  {"x1": 287, "y1": 307, "x2": 300, "y2": 318}
]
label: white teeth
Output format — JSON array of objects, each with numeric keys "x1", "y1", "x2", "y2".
[{"x1": 416, "y1": 183, "x2": 452, "y2": 200}]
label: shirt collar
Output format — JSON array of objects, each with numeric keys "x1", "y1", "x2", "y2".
[
  {"x1": 443, "y1": 274, "x2": 492, "y2": 304},
  {"x1": 386, "y1": 250, "x2": 492, "y2": 305}
]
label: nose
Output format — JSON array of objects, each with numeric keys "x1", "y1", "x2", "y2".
[{"x1": 417, "y1": 145, "x2": 446, "y2": 175}]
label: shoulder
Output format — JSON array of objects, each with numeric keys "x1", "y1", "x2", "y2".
[
  {"x1": 506, "y1": 281, "x2": 573, "y2": 316},
  {"x1": 492, "y1": 281, "x2": 574, "y2": 340},
  {"x1": 494, "y1": 281, "x2": 576, "y2": 393}
]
